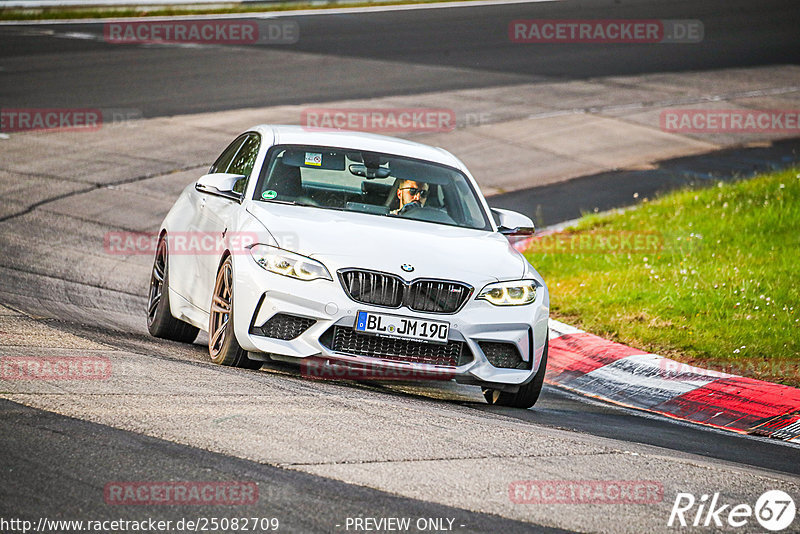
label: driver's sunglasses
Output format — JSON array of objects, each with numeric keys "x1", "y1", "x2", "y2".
[{"x1": 399, "y1": 187, "x2": 429, "y2": 198}]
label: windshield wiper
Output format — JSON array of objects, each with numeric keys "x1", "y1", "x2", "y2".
[
  {"x1": 262, "y1": 199, "x2": 350, "y2": 211},
  {"x1": 261, "y1": 199, "x2": 298, "y2": 205}
]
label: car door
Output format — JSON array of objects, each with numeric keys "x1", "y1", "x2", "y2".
[
  {"x1": 176, "y1": 134, "x2": 248, "y2": 309},
  {"x1": 193, "y1": 133, "x2": 261, "y2": 313}
]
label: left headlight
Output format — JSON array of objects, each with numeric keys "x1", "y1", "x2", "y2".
[
  {"x1": 249, "y1": 244, "x2": 332, "y2": 281},
  {"x1": 476, "y1": 279, "x2": 538, "y2": 306}
]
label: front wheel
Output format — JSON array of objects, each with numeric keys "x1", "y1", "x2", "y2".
[
  {"x1": 483, "y1": 334, "x2": 548, "y2": 409},
  {"x1": 208, "y1": 256, "x2": 262, "y2": 370}
]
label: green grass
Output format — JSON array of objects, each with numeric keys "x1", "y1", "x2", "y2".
[
  {"x1": 0, "y1": 0, "x2": 472, "y2": 21},
  {"x1": 525, "y1": 167, "x2": 800, "y2": 387}
]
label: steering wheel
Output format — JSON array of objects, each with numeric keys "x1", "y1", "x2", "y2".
[{"x1": 398, "y1": 200, "x2": 423, "y2": 216}]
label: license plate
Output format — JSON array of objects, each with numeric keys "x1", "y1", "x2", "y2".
[{"x1": 355, "y1": 311, "x2": 449, "y2": 344}]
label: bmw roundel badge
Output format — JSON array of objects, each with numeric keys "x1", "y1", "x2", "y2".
[{"x1": 401, "y1": 264, "x2": 414, "y2": 272}]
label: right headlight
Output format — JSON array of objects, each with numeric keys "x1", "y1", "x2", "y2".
[
  {"x1": 249, "y1": 244, "x2": 332, "y2": 281},
  {"x1": 476, "y1": 279, "x2": 538, "y2": 306}
]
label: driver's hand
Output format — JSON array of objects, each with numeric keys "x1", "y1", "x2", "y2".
[{"x1": 399, "y1": 200, "x2": 422, "y2": 215}]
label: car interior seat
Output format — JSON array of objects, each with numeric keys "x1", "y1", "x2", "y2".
[
  {"x1": 265, "y1": 160, "x2": 303, "y2": 198},
  {"x1": 384, "y1": 178, "x2": 403, "y2": 212}
]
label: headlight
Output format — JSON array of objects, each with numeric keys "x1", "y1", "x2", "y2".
[
  {"x1": 476, "y1": 280, "x2": 537, "y2": 306},
  {"x1": 249, "y1": 244, "x2": 332, "y2": 281}
]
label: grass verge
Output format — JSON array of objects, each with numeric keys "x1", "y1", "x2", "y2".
[
  {"x1": 524, "y1": 167, "x2": 800, "y2": 387},
  {"x1": 0, "y1": 0, "x2": 471, "y2": 21}
]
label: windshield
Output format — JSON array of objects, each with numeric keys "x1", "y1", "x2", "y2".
[{"x1": 253, "y1": 145, "x2": 491, "y2": 231}]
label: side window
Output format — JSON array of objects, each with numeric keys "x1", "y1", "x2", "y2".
[
  {"x1": 209, "y1": 135, "x2": 247, "y2": 174},
  {"x1": 227, "y1": 134, "x2": 261, "y2": 194}
]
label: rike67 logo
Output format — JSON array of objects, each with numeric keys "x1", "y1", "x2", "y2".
[{"x1": 668, "y1": 490, "x2": 796, "y2": 531}]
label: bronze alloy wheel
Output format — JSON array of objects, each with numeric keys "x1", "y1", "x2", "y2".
[
  {"x1": 207, "y1": 256, "x2": 262, "y2": 369},
  {"x1": 209, "y1": 258, "x2": 233, "y2": 360}
]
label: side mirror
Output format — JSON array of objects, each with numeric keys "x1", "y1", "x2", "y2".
[
  {"x1": 195, "y1": 173, "x2": 246, "y2": 201},
  {"x1": 491, "y1": 208, "x2": 535, "y2": 236}
]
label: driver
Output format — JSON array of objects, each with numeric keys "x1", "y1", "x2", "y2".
[{"x1": 391, "y1": 179, "x2": 429, "y2": 215}]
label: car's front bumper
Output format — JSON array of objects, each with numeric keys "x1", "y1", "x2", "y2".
[{"x1": 231, "y1": 254, "x2": 549, "y2": 387}]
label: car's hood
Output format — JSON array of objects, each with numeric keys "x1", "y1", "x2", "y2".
[{"x1": 246, "y1": 202, "x2": 525, "y2": 283}]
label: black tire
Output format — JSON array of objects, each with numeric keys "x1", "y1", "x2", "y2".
[
  {"x1": 208, "y1": 256, "x2": 262, "y2": 370},
  {"x1": 147, "y1": 236, "x2": 199, "y2": 343},
  {"x1": 483, "y1": 334, "x2": 549, "y2": 409}
]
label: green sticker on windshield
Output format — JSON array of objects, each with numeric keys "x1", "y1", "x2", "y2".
[{"x1": 262, "y1": 190, "x2": 277, "y2": 200}]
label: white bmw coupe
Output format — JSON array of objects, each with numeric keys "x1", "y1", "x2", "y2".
[{"x1": 147, "y1": 125, "x2": 550, "y2": 408}]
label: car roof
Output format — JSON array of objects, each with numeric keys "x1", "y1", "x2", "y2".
[{"x1": 250, "y1": 125, "x2": 464, "y2": 169}]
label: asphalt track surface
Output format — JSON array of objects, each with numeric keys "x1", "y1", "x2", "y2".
[
  {"x1": 491, "y1": 137, "x2": 800, "y2": 226},
  {"x1": 0, "y1": 400, "x2": 566, "y2": 534},
  {"x1": 2, "y1": 0, "x2": 800, "y2": 532},
  {"x1": 0, "y1": 0, "x2": 798, "y2": 116}
]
